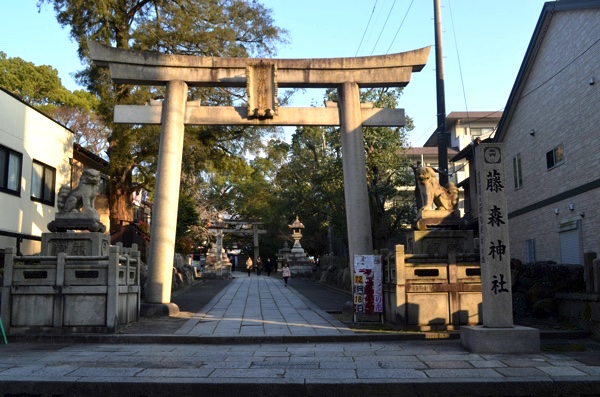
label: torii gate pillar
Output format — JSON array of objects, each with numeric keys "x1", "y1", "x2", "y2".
[
  {"x1": 338, "y1": 82, "x2": 373, "y2": 261},
  {"x1": 146, "y1": 80, "x2": 188, "y2": 309}
]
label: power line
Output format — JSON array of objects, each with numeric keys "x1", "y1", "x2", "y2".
[
  {"x1": 371, "y1": 0, "x2": 397, "y2": 55},
  {"x1": 521, "y1": 37, "x2": 600, "y2": 99},
  {"x1": 356, "y1": 1, "x2": 378, "y2": 56},
  {"x1": 413, "y1": 120, "x2": 437, "y2": 146},
  {"x1": 386, "y1": 0, "x2": 415, "y2": 54},
  {"x1": 447, "y1": 0, "x2": 469, "y2": 121}
]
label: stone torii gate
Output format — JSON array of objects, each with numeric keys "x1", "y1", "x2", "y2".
[{"x1": 88, "y1": 41, "x2": 430, "y2": 312}]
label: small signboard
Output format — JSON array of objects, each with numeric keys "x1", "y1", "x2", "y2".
[{"x1": 353, "y1": 255, "x2": 383, "y2": 321}]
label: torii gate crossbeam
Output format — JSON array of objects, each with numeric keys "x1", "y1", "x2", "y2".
[{"x1": 88, "y1": 41, "x2": 430, "y2": 312}]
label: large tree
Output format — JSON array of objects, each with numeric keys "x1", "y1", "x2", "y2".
[
  {"x1": 39, "y1": 0, "x2": 288, "y2": 233},
  {"x1": 0, "y1": 51, "x2": 108, "y2": 156},
  {"x1": 275, "y1": 88, "x2": 415, "y2": 255}
]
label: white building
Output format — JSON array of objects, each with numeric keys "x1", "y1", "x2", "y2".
[
  {"x1": 423, "y1": 111, "x2": 503, "y2": 186},
  {"x1": 0, "y1": 88, "x2": 74, "y2": 255}
]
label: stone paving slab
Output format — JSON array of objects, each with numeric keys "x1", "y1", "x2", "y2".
[
  {"x1": 1, "y1": 340, "x2": 600, "y2": 396},
  {"x1": 2, "y1": 275, "x2": 600, "y2": 396},
  {"x1": 175, "y1": 275, "x2": 352, "y2": 337}
]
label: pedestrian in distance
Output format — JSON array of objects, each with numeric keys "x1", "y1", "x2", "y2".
[
  {"x1": 282, "y1": 262, "x2": 291, "y2": 286},
  {"x1": 256, "y1": 256, "x2": 263, "y2": 275},
  {"x1": 265, "y1": 258, "x2": 272, "y2": 277},
  {"x1": 246, "y1": 257, "x2": 253, "y2": 276}
]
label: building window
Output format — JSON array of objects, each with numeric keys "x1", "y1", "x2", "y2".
[
  {"x1": 546, "y1": 144, "x2": 564, "y2": 170},
  {"x1": 99, "y1": 176, "x2": 109, "y2": 196},
  {"x1": 470, "y1": 127, "x2": 494, "y2": 140},
  {"x1": 0, "y1": 145, "x2": 22, "y2": 195},
  {"x1": 513, "y1": 153, "x2": 522, "y2": 189},
  {"x1": 526, "y1": 239, "x2": 536, "y2": 263},
  {"x1": 31, "y1": 160, "x2": 56, "y2": 205}
]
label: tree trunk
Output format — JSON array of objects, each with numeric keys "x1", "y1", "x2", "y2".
[{"x1": 108, "y1": 166, "x2": 134, "y2": 234}]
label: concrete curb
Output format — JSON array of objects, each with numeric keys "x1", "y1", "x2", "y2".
[
  {"x1": 7, "y1": 331, "x2": 460, "y2": 345},
  {"x1": 2, "y1": 375, "x2": 600, "y2": 397},
  {"x1": 6, "y1": 328, "x2": 589, "y2": 345}
]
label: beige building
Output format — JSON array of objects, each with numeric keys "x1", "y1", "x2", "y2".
[
  {"x1": 0, "y1": 88, "x2": 74, "y2": 255},
  {"x1": 423, "y1": 111, "x2": 503, "y2": 186},
  {"x1": 493, "y1": 0, "x2": 600, "y2": 264}
]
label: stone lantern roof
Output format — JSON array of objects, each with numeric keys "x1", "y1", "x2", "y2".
[{"x1": 289, "y1": 216, "x2": 305, "y2": 230}]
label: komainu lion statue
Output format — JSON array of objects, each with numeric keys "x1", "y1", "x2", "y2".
[
  {"x1": 57, "y1": 168, "x2": 101, "y2": 216},
  {"x1": 48, "y1": 168, "x2": 106, "y2": 233},
  {"x1": 411, "y1": 163, "x2": 458, "y2": 211}
]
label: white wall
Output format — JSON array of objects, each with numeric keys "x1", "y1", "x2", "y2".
[{"x1": 0, "y1": 90, "x2": 73, "y2": 254}]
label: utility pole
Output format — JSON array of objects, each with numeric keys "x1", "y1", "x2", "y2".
[{"x1": 434, "y1": 0, "x2": 449, "y2": 187}]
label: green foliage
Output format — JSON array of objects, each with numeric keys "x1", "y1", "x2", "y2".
[
  {"x1": 197, "y1": 87, "x2": 416, "y2": 257},
  {"x1": 360, "y1": 88, "x2": 416, "y2": 249},
  {"x1": 175, "y1": 193, "x2": 202, "y2": 255},
  {"x1": 275, "y1": 125, "x2": 345, "y2": 255},
  {"x1": 274, "y1": 87, "x2": 416, "y2": 254},
  {"x1": 0, "y1": 51, "x2": 108, "y2": 156},
  {"x1": 0, "y1": 51, "x2": 71, "y2": 106}
]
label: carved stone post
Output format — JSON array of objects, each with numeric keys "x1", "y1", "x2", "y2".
[
  {"x1": 338, "y1": 82, "x2": 373, "y2": 267},
  {"x1": 146, "y1": 80, "x2": 187, "y2": 308}
]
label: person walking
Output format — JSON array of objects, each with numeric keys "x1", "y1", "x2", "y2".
[
  {"x1": 282, "y1": 262, "x2": 291, "y2": 286},
  {"x1": 245, "y1": 256, "x2": 253, "y2": 276},
  {"x1": 265, "y1": 258, "x2": 272, "y2": 277},
  {"x1": 256, "y1": 256, "x2": 263, "y2": 276}
]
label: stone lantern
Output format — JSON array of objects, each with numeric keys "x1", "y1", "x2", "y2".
[
  {"x1": 279, "y1": 216, "x2": 311, "y2": 276},
  {"x1": 288, "y1": 216, "x2": 305, "y2": 253}
]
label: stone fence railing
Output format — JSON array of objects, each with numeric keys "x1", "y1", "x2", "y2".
[
  {"x1": 382, "y1": 245, "x2": 482, "y2": 331},
  {"x1": 1, "y1": 243, "x2": 140, "y2": 334}
]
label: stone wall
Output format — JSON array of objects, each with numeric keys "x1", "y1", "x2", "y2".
[
  {"x1": 316, "y1": 255, "x2": 351, "y2": 292},
  {"x1": 138, "y1": 253, "x2": 197, "y2": 300},
  {"x1": 500, "y1": 8, "x2": 600, "y2": 264},
  {"x1": 511, "y1": 259, "x2": 585, "y2": 319}
]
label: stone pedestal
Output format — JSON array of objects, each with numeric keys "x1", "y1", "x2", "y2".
[
  {"x1": 287, "y1": 252, "x2": 312, "y2": 276},
  {"x1": 408, "y1": 229, "x2": 474, "y2": 255},
  {"x1": 276, "y1": 242, "x2": 291, "y2": 271},
  {"x1": 415, "y1": 209, "x2": 460, "y2": 231},
  {"x1": 203, "y1": 246, "x2": 232, "y2": 278},
  {"x1": 276, "y1": 242, "x2": 311, "y2": 277},
  {"x1": 47, "y1": 213, "x2": 106, "y2": 233},
  {"x1": 42, "y1": 232, "x2": 110, "y2": 256},
  {"x1": 461, "y1": 325, "x2": 540, "y2": 353}
]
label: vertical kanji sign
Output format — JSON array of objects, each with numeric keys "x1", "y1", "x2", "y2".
[
  {"x1": 353, "y1": 255, "x2": 383, "y2": 315},
  {"x1": 475, "y1": 143, "x2": 513, "y2": 328}
]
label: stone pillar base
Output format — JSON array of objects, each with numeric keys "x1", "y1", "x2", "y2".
[
  {"x1": 140, "y1": 302, "x2": 180, "y2": 318},
  {"x1": 461, "y1": 325, "x2": 540, "y2": 353}
]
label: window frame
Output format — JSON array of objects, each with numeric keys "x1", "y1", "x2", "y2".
[
  {"x1": 526, "y1": 239, "x2": 536, "y2": 263},
  {"x1": 0, "y1": 144, "x2": 23, "y2": 196},
  {"x1": 99, "y1": 175, "x2": 109, "y2": 196},
  {"x1": 30, "y1": 159, "x2": 56, "y2": 206},
  {"x1": 546, "y1": 144, "x2": 564, "y2": 170},
  {"x1": 513, "y1": 153, "x2": 523, "y2": 190},
  {"x1": 469, "y1": 127, "x2": 494, "y2": 141}
]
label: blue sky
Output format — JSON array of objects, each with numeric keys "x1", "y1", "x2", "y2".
[{"x1": 1, "y1": 0, "x2": 549, "y2": 146}]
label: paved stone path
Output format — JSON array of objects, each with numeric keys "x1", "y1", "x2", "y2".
[
  {"x1": 1, "y1": 339, "x2": 600, "y2": 396},
  {"x1": 1, "y1": 274, "x2": 600, "y2": 396},
  {"x1": 174, "y1": 274, "x2": 353, "y2": 337}
]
